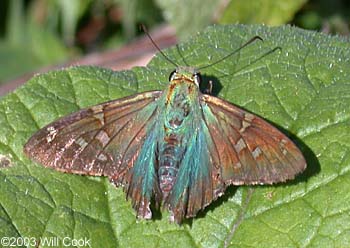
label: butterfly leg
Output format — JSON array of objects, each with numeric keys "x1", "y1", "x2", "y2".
[{"x1": 203, "y1": 80, "x2": 213, "y2": 94}]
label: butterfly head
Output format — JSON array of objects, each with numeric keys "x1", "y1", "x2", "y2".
[
  {"x1": 169, "y1": 66, "x2": 202, "y2": 87},
  {"x1": 164, "y1": 67, "x2": 202, "y2": 128}
]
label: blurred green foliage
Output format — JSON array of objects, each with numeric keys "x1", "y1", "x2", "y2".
[
  {"x1": 294, "y1": 0, "x2": 350, "y2": 34},
  {"x1": 219, "y1": 0, "x2": 308, "y2": 25},
  {"x1": 0, "y1": 0, "x2": 163, "y2": 83},
  {"x1": 0, "y1": 0, "x2": 349, "y2": 84}
]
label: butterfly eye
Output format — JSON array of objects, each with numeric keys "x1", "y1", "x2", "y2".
[
  {"x1": 194, "y1": 73, "x2": 202, "y2": 85},
  {"x1": 169, "y1": 70, "x2": 176, "y2": 81}
]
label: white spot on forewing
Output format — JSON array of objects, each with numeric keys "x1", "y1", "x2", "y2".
[
  {"x1": 56, "y1": 138, "x2": 76, "y2": 169},
  {"x1": 239, "y1": 113, "x2": 254, "y2": 133},
  {"x1": 75, "y1": 137, "x2": 89, "y2": 150},
  {"x1": 95, "y1": 112, "x2": 105, "y2": 125},
  {"x1": 240, "y1": 120, "x2": 250, "y2": 133},
  {"x1": 96, "y1": 130, "x2": 110, "y2": 146},
  {"x1": 92, "y1": 105, "x2": 105, "y2": 125},
  {"x1": 46, "y1": 126, "x2": 58, "y2": 143},
  {"x1": 280, "y1": 139, "x2": 287, "y2": 145},
  {"x1": 234, "y1": 138, "x2": 246, "y2": 153},
  {"x1": 245, "y1": 113, "x2": 255, "y2": 122},
  {"x1": 252, "y1": 147, "x2": 262, "y2": 159},
  {"x1": 98, "y1": 153, "x2": 107, "y2": 161},
  {"x1": 84, "y1": 162, "x2": 94, "y2": 172},
  {"x1": 280, "y1": 139, "x2": 288, "y2": 156},
  {"x1": 92, "y1": 105, "x2": 103, "y2": 112},
  {"x1": 234, "y1": 162, "x2": 242, "y2": 169}
]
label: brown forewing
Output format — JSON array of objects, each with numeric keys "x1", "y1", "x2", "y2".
[
  {"x1": 24, "y1": 91, "x2": 162, "y2": 186},
  {"x1": 200, "y1": 94, "x2": 306, "y2": 188}
]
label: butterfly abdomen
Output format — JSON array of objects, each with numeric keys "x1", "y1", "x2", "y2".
[
  {"x1": 158, "y1": 134, "x2": 184, "y2": 199},
  {"x1": 158, "y1": 86, "x2": 193, "y2": 201}
]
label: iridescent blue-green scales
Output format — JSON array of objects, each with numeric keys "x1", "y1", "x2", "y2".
[
  {"x1": 24, "y1": 66, "x2": 306, "y2": 224},
  {"x1": 129, "y1": 67, "x2": 214, "y2": 221}
]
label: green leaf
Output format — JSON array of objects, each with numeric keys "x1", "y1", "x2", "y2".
[
  {"x1": 155, "y1": 0, "x2": 222, "y2": 40},
  {"x1": 220, "y1": 0, "x2": 308, "y2": 25},
  {"x1": 1, "y1": 24, "x2": 350, "y2": 248}
]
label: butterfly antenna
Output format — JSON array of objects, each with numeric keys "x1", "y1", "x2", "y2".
[
  {"x1": 141, "y1": 24, "x2": 178, "y2": 67},
  {"x1": 198, "y1": 35, "x2": 263, "y2": 70}
]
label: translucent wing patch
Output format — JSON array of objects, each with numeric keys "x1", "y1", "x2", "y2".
[{"x1": 200, "y1": 94, "x2": 306, "y2": 185}]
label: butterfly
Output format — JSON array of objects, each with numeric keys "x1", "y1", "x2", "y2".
[{"x1": 24, "y1": 37, "x2": 306, "y2": 224}]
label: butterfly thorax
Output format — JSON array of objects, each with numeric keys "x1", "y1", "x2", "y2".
[{"x1": 158, "y1": 71, "x2": 200, "y2": 201}]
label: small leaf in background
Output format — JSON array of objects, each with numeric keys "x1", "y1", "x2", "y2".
[
  {"x1": 1, "y1": 24, "x2": 350, "y2": 248},
  {"x1": 113, "y1": 0, "x2": 164, "y2": 41},
  {"x1": 0, "y1": 0, "x2": 69, "y2": 84},
  {"x1": 53, "y1": 0, "x2": 92, "y2": 46},
  {"x1": 219, "y1": 0, "x2": 308, "y2": 25},
  {"x1": 154, "y1": 0, "x2": 309, "y2": 40},
  {"x1": 154, "y1": 0, "x2": 222, "y2": 40}
]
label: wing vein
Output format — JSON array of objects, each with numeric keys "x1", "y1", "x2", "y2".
[
  {"x1": 249, "y1": 126, "x2": 296, "y2": 168},
  {"x1": 206, "y1": 104, "x2": 245, "y2": 170},
  {"x1": 200, "y1": 108, "x2": 221, "y2": 168},
  {"x1": 118, "y1": 107, "x2": 158, "y2": 171},
  {"x1": 99, "y1": 106, "x2": 158, "y2": 176},
  {"x1": 59, "y1": 101, "x2": 153, "y2": 138}
]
